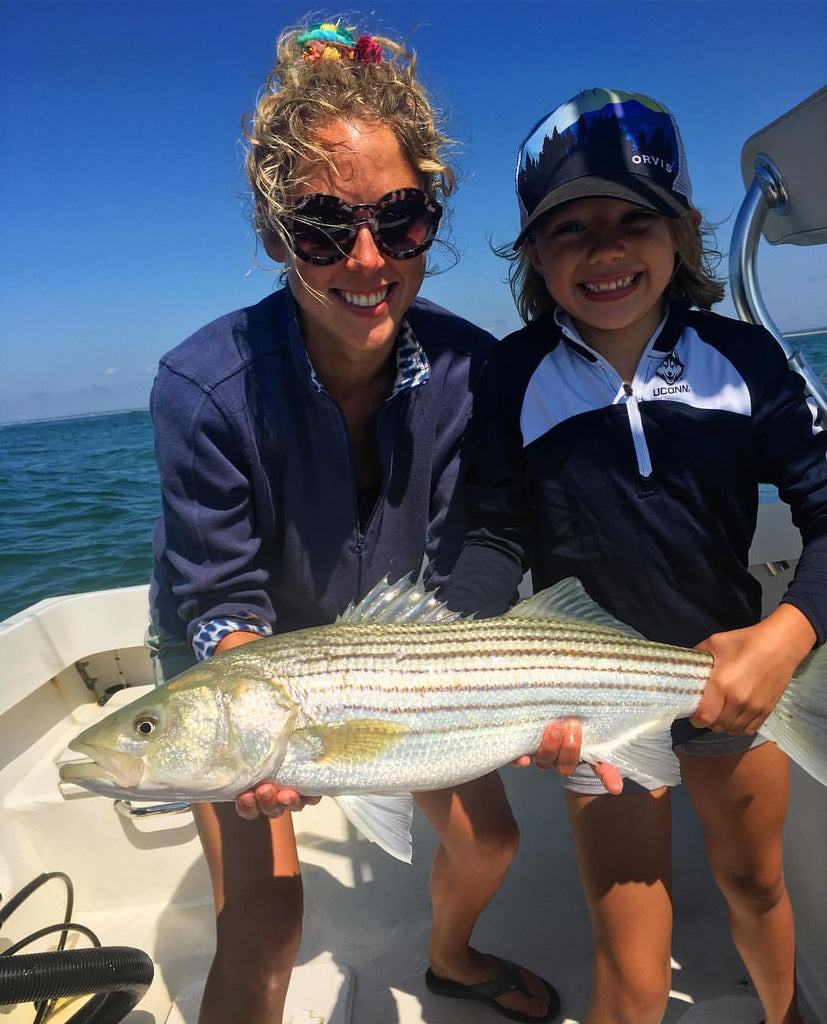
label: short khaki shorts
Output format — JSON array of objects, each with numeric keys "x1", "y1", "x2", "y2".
[{"x1": 144, "y1": 621, "x2": 198, "y2": 688}]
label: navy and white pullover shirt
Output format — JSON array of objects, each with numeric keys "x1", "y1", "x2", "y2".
[
  {"x1": 446, "y1": 300, "x2": 827, "y2": 649},
  {"x1": 149, "y1": 287, "x2": 493, "y2": 652}
]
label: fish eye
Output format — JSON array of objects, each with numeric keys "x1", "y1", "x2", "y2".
[{"x1": 134, "y1": 715, "x2": 158, "y2": 736}]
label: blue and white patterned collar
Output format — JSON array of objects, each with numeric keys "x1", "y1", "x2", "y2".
[
  {"x1": 304, "y1": 317, "x2": 430, "y2": 399},
  {"x1": 391, "y1": 318, "x2": 430, "y2": 397}
]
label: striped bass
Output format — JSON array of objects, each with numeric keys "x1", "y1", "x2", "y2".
[{"x1": 60, "y1": 577, "x2": 827, "y2": 862}]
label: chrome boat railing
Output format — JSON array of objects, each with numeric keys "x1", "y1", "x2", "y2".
[{"x1": 729, "y1": 85, "x2": 827, "y2": 419}]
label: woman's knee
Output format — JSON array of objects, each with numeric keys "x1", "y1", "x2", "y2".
[
  {"x1": 216, "y1": 872, "x2": 303, "y2": 956},
  {"x1": 205, "y1": 937, "x2": 299, "y2": 1016},
  {"x1": 215, "y1": 902, "x2": 302, "y2": 976}
]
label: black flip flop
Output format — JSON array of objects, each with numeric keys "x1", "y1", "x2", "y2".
[{"x1": 425, "y1": 955, "x2": 561, "y2": 1023}]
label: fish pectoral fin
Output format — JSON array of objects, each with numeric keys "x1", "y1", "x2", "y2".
[
  {"x1": 297, "y1": 720, "x2": 407, "y2": 765},
  {"x1": 228, "y1": 704, "x2": 298, "y2": 777},
  {"x1": 333, "y1": 793, "x2": 414, "y2": 863},
  {"x1": 507, "y1": 577, "x2": 645, "y2": 639},
  {"x1": 583, "y1": 717, "x2": 681, "y2": 788}
]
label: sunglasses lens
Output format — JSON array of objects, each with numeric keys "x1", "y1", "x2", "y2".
[
  {"x1": 287, "y1": 191, "x2": 440, "y2": 264},
  {"x1": 377, "y1": 196, "x2": 436, "y2": 257},
  {"x1": 290, "y1": 202, "x2": 353, "y2": 262}
]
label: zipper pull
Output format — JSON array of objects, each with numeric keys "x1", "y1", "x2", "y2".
[{"x1": 623, "y1": 382, "x2": 634, "y2": 397}]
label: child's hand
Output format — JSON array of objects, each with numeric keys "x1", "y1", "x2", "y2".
[
  {"x1": 691, "y1": 603, "x2": 816, "y2": 735},
  {"x1": 512, "y1": 720, "x2": 624, "y2": 794}
]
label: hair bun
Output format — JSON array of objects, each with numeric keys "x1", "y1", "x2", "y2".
[{"x1": 295, "y1": 20, "x2": 384, "y2": 65}]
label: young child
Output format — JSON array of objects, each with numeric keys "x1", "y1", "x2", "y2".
[{"x1": 445, "y1": 88, "x2": 827, "y2": 1024}]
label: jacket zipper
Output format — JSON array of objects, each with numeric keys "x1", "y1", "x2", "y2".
[
  {"x1": 355, "y1": 531, "x2": 367, "y2": 596},
  {"x1": 622, "y1": 382, "x2": 653, "y2": 478},
  {"x1": 557, "y1": 307, "x2": 667, "y2": 481},
  {"x1": 328, "y1": 391, "x2": 394, "y2": 600},
  {"x1": 314, "y1": 384, "x2": 369, "y2": 596},
  {"x1": 354, "y1": 400, "x2": 397, "y2": 596}
]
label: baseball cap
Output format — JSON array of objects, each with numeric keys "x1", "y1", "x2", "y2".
[{"x1": 514, "y1": 88, "x2": 693, "y2": 248}]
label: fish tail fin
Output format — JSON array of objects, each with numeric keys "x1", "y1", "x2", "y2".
[{"x1": 762, "y1": 643, "x2": 827, "y2": 787}]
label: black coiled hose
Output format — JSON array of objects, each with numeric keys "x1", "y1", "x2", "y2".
[
  {"x1": 1, "y1": 873, "x2": 154, "y2": 1023},
  {"x1": 0, "y1": 945, "x2": 154, "y2": 1023}
]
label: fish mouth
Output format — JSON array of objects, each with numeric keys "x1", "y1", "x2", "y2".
[{"x1": 60, "y1": 741, "x2": 144, "y2": 790}]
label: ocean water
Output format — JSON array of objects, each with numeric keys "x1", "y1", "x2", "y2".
[
  {"x1": 0, "y1": 409, "x2": 159, "y2": 622},
  {"x1": 1, "y1": 331, "x2": 826, "y2": 624}
]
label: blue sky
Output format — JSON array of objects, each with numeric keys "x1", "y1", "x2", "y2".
[{"x1": 1, "y1": 1, "x2": 825, "y2": 422}]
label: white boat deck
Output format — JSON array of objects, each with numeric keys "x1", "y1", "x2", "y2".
[
  {"x1": 0, "y1": 773, "x2": 775, "y2": 1024},
  {"x1": 287, "y1": 767, "x2": 768, "y2": 1024}
]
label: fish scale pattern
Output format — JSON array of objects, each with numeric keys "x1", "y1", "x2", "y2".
[{"x1": 267, "y1": 617, "x2": 711, "y2": 794}]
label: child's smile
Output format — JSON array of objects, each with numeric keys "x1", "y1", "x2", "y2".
[
  {"x1": 578, "y1": 271, "x2": 643, "y2": 300},
  {"x1": 527, "y1": 197, "x2": 678, "y2": 363}
]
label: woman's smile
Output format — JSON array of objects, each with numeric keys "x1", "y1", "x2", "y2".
[{"x1": 333, "y1": 284, "x2": 394, "y2": 311}]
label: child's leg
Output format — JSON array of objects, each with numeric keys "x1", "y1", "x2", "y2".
[
  {"x1": 565, "y1": 785, "x2": 673, "y2": 1024},
  {"x1": 680, "y1": 744, "x2": 802, "y2": 1024},
  {"x1": 416, "y1": 774, "x2": 557, "y2": 1021}
]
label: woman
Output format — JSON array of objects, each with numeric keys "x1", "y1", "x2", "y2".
[{"x1": 148, "y1": 18, "x2": 559, "y2": 1024}]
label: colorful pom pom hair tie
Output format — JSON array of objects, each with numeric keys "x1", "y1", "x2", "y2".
[{"x1": 296, "y1": 21, "x2": 384, "y2": 64}]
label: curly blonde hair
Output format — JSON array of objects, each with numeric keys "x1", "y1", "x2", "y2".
[
  {"x1": 244, "y1": 18, "x2": 456, "y2": 262},
  {"x1": 502, "y1": 210, "x2": 725, "y2": 323}
]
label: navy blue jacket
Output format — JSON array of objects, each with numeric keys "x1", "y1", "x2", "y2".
[
  {"x1": 150, "y1": 288, "x2": 493, "y2": 644},
  {"x1": 446, "y1": 302, "x2": 827, "y2": 648}
]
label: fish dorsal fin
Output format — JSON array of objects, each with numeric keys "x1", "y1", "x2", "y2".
[
  {"x1": 337, "y1": 575, "x2": 460, "y2": 625},
  {"x1": 506, "y1": 577, "x2": 645, "y2": 640}
]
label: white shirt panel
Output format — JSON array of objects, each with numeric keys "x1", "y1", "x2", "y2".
[
  {"x1": 521, "y1": 344, "x2": 624, "y2": 447},
  {"x1": 641, "y1": 328, "x2": 752, "y2": 415},
  {"x1": 521, "y1": 325, "x2": 753, "y2": 449}
]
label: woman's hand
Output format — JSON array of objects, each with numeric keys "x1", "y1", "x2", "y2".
[
  {"x1": 691, "y1": 603, "x2": 816, "y2": 735},
  {"x1": 235, "y1": 783, "x2": 321, "y2": 821},
  {"x1": 512, "y1": 719, "x2": 624, "y2": 795}
]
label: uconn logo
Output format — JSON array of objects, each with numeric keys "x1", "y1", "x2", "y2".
[{"x1": 653, "y1": 350, "x2": 690, "y2": 396}]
